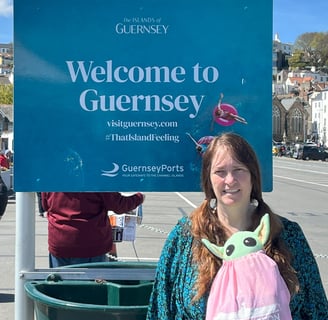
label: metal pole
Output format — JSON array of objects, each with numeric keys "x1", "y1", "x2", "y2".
[{"x1": 15, "y1": 192, "x2": 35, "y2": 320}]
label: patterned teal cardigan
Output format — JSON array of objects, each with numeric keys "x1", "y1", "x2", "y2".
[{"x1": 146, "y1": 216, "x2": 328, "y2": 319}]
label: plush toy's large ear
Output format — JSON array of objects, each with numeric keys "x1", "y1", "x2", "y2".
[
  {"x1": 254, "y1": 213, "x2": 270, "y2": 246},
  {"x1": 201, "y1": 239, "x2": 224, "y2": 259}
]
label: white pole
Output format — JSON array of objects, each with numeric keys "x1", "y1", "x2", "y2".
[{"x1": 15, "y1": 192, "x2": 35, "y2": 320}]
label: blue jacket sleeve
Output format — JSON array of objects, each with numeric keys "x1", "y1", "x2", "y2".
[
  {"x1": 146, "y1": 217, "x2": 206, "y2": 320},
  {"x1": 146, "y1": 219, "x2": 185, "y2": 319},
  {"x1": 281, "y1": 218, "x2": 328, "y2": 319}
]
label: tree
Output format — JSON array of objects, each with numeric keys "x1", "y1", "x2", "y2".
[
  {"x1": 312, "y1": 32, "x2": 328, "y2": 68},
  {"x1": 288, "y1": 49, "x2": 307, "y2": 70},
  {"x1": 293, "y1": 32, "x2": 328, "y2": 69},
  {"x1": 0, "y1": 84, "x2": 13, "y2": 104}
]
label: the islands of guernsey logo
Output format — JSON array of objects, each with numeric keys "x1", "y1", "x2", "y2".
[{"x1": 115, "y1": 17, "x2": 169, "y2": 35}]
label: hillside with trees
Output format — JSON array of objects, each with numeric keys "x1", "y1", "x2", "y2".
[
  {"x1": 289, "y1": 32, "x2": 328, "y2": 71},
  {"x1": 0, "y1": 83, "x2": 13, "y2": 104}
]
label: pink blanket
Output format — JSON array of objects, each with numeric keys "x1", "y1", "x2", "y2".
[{"x1": 206, "y1": 250, "x2": 292, "y2": 320}]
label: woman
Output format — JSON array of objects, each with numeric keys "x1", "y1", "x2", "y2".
[{"x1": 147, "y1": 132, "x2": 328, "y2": 319}]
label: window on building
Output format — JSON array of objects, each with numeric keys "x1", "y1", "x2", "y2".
[
  {"x1": 2, "y1": 119, "x2": 9, "y2": 131},
  {"x1": 273, "y1": 105, "x2": 281, "y2": 135},
  {"x1": 290, "y1": 108, "x2": 303, "y2": 134}
]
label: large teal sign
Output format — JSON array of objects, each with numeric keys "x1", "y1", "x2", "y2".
[{"x1": 14, "y1": 0, "x2": 273, "y2": 192}]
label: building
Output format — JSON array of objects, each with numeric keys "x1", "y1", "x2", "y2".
[
  {"x1": 272, "y1": 96, "x2": 310, "y2": 144},
  {"x1": 309, "y1": 88, "x2": 328, "y2": 146},
  {"x1": 0, "y1": 43, "x2": 13, "y2": 55},
  {"x1": 289, "y1": 68, "x2": 328, "y2": 83},
  {"x1": 0, "y1": 104, "x2": 13, "y2": 151},
  {"x1": 272, "y1": 33, "x2": 328, "y2": 146},
  {"x1": 272, "y1": 34, "x2": 293, "y2": 77},
  {"x1": 285, "y1": 76, "x2": 313, "y2": 99},
  {"x1": 272, "y1": 65, "x2": 328, "y2": 146},
  {"x1": 0, "y1": 43, "x2": 14, "y2": 75}
]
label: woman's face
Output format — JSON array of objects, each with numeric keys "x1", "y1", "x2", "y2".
[{"x1": 210, "y1": 148, "x2": 252, "y2": 208}]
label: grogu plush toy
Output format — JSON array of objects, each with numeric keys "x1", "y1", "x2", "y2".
[{"x1": 202, "y1": 214, "x2": 292, "y2": 320}]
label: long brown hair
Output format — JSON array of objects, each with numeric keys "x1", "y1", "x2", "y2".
[{"x1": 190, "y1": 132, "x2": 299, "y2": 300}]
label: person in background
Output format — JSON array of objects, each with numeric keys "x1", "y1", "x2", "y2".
[
  {"x1": 42, "y1": 192, "x2": 145, "y2": 267},
  {"x1": 0, "y1": 174, "x2": 8, "y2": 220},
  {"x1": 147, "y1": 132, "x2": 328, "y2": 319},
  {"x1": 36, "y1": 192, "x2": 46, "y2": 217},
  {"x1": 0, "y1": 150, "x2": 11, "y2": 170}
]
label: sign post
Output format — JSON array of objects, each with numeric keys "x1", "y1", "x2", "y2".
[{"x1": 14, "y1": 193, "x2": 35, "y2": 320}]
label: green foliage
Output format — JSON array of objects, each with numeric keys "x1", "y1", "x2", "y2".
[
  {"x1": 288, "y1": 50, "x2": 307, "y2": 70},
  {"x1": 0, "y1": 84, "x2": 13, "y2": 104},
  {"x1": 291, "y1": 32, "x2": 328, "y2": 70}
]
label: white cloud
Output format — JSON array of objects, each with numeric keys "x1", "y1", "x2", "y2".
[{"x1": 0, "y1": 0, "x2": 13, "y2": 17}]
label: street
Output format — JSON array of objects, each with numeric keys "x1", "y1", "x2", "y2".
[{"x1": 0, "y1": 156, "x2": 327, "y2": 319}]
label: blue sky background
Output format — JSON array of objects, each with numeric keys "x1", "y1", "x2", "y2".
[
  {"x1": 273, "y1": 0, "x2": 328, "y2": 43},
  {"x1": 0, "y1": 0, "x2": 328, "y2": 44},
  {"x1": 0, "y1": 0, "x2": 12, "y2": 43}
]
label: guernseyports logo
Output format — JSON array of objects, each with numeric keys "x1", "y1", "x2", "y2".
[
  {"x1": 101, "y1": 163, "x2": 120, "y2": 177},
  {"x1": 101, "y1": 163, "x2": 184, "y2": 178}
]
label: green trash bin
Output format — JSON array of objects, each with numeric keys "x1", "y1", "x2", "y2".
[{"x1": 24, "y1": 262, "x2": 157, "y2": 320}]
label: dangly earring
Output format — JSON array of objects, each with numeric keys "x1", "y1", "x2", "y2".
[{"x1": 209, "y1": 198, "x2": 217, "y2": 213}]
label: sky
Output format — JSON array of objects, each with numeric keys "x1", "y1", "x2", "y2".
[
  {"x1": 0, "y1": 0, "x2": 328, "y2": 44},
  {"x1": 0, "y1": 0, "x2": 12, "y2": 43},
  {"x1": 273, "y1": 0, "x2": 328, "y2": 43}
]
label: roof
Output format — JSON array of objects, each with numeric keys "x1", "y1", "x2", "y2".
[
  {"x1": 288, "y1": 76, "x2": 313, "y2": 84},
  {"x1": 0, "y1": 76, "x2": 11, "y2": 85},
  {"x1": 0, "y1": 105, "x2": 13, "y2": 122},
  {"x1": 279, "y1": 97, "x2": 303, "y2": 111}
]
